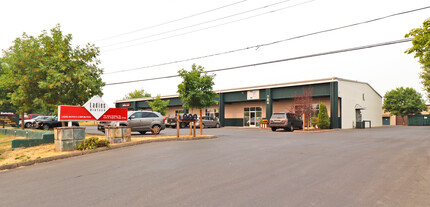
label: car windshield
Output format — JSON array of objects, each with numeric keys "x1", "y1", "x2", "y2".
[
  {"x1": 35, "y1": 116, "x2": 51, "y2": 121},
  {"x1": 271, "y1": 113, "x2": 286, "y2": 119}
]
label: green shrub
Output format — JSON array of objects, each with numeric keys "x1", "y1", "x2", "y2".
[
  {"x1": 317, "y1": 103, "x2": 330, "y2": 129},
  {"x1": 311, "y1": 116, "x2": 319, "y2": 127},
  {"x1": 76, "y1": 137, "x2": 109, "y2": 150}
]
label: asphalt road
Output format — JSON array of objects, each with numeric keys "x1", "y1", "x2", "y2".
[{"x1": 1, "y1": 127, "x2": 429, "y2": 207}]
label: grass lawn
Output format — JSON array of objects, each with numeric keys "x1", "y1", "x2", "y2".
[{"x1": 0, "y1": 134, "x2": 71, "y2": 166}]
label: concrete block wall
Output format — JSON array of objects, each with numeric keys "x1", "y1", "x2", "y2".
[{"x1": 54, "y1": 127, "x2": 86, "y2": 152}]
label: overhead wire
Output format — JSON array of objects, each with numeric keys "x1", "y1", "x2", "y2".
[
  {"x1": 95, "y1": 0, "x2": 249, "y2": 42},
  {"x1": 101, "y1": 0, "x2": 294, "y2": 48},
  {"x1": 103, "y1": 5, "x2": 430, "y2": 74},
  {"x1": 102, "y1": 0, "x2": 315, "y2": 52},
  {"x1": 104, "y1": 38, "x2": 412, "y2": 86}
]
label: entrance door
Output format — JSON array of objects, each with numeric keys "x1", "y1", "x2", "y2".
[
  {"x1": 250, "y1": 111, "x2": 256, "y2": 127},
  {"x1": 355, "y1": 109, "x2": 362, "y2": 128}
]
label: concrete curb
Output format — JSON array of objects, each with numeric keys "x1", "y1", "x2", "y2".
[{"x1": 0, "y1": 135, "x2": 217, "y2": 171}]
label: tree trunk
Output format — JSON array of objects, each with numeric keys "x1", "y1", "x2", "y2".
[
  {"x1": 21, "y1": 111, "x2": 25, "y2": 130},
  {"x1": 200, "y1": 109, "x2": 203, "y2": 135}
]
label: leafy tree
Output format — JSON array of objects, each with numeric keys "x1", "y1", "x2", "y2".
[
  {"x1": 289, "y1": 87, "x2": 314, "y2": 128},
  {"x1": 0, "y1": 58, "x2": 13, "y2": 110},
  {"x1": 147, "y1": 96, "x2": 170, "y2": 116},
  {"x1": 0, "y1": 25, "x2": 104, "y2": 128},
  {"x1": 405, "y1": 18, "x2": 430, "y2": 98},
  {"x1": 317, "y1": 103, "x2": 330, "y2": 129},
  {"x1": 383, "y1": 87, "x2": 427, "y2": 125},
  {"x1": 177, "y1": 64, "x2": 218, "y2": 134},
  {"x1": 122, "y1": 89, "x2": 151, "y2": 100}
]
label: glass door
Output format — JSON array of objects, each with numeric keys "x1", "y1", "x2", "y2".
[{"x1": 250, "y1": 111, "x2": 256, "y2": 127}]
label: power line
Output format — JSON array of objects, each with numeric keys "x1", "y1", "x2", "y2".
[
  {"x1": 103, "y1": 5, "x2": 430, "y2": 74},
  {"x1": 104, "y1": 38, "x2": 412, "y2": 86},
  {"x1": 101, "y1": 0, "x2": 295, "y2": 48},
  {"x1": 95, "y1": 0, "x2": 249, "y2": 42},
  {"x1": 102, "y1": 0, "x2": 315, "y2": 52}
]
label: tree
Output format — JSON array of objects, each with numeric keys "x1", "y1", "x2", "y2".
[
  {"x1": 289, "y1": 87, "x2": 314, "y2": 129},
  {"x1": 0, "y1": 58, "x2": 13, "y2": 110},
  {"x1": 405, "y1": 18, "x2": 430, "y2": 98},
  {"x1": 147, "y1": 96, "x2": 170, "y2": 116},
  {"x1": 0, "y1": 25, "x2": 104, "y2": 128},
  {"x1": 317, "y1": 103, "x2": 330, "y2": 129},
  {"x1": 177, "y1": 64, "x2": 218, "y2": 135},
  {"x1": 122, "y1": 89, "x2": 151, "y2": 100},
  {"x1": 383, "y1": 87, "x2": 427, "y2": 125}
]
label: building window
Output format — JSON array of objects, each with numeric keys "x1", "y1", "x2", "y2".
[
  {"x1": 205, "y1": 108, "x2": 219, "y2": 120},
  {"x1": 243, "y1": 107, "x2": 262, "y2": 127}
]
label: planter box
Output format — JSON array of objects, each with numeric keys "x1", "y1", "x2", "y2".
[
  {"x1": 54, "y1": 127, "x2": 86, "y2": 152},
  {"x1": 105, "y1": 126, "x2": 131, "y2": 143}
]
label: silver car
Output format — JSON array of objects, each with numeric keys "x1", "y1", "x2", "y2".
[
  {"x1": 98, "y1": 111, "x2": 166, "y2": 134},
  {"x1": 196, "y1": 116, "x2": 221, "y2": 128}
]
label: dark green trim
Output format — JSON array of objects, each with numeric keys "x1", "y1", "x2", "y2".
[
  {"x1": 266, "y1": 89, "x2": 272, "y2": 119},
  {"x1": 330, "y1": 82, "x2": 339, "y2": 129},
  {"x1": 272, "y1": 83, "x2": 331, "y2": 100},
  {"x1": 225, "y1": 118, "x2": 243, "y2": 126},
  {"x1": 219, "y1": 93, "x2": 225, "y2": 126}
]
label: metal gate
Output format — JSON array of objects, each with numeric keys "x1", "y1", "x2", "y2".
[{"x1": 408, "y1": 115, "x2": 430, "y2": 126}]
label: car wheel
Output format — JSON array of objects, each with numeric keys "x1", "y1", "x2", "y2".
[
  {"x1": 43, "y1": 125, "x2": 50, "y2": 130},
  {"x1": 290, "y1": 124, "x2": 294, "y2": 132},
  {"x1": 25, "y1": 122, "x2": 32, "y2": 128},
  {"x1": 152, "y1": 125, "x2": 161, "y2": 134},
  {"x1": 180, "y1": 122, "x2": 186, "y2": 128},
  {"x1": 271, "y1": 127, "x2": 276, "y2": 131},
  {"x1": 216, "y1": 123, "x2": 220, "y2": 128},
  {"x1": 139, "y1": 131, "x2": 146, "y2": 135}
]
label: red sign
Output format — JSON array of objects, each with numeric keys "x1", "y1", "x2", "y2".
[
  {"x1": 98, "y1": 108, "x2": 128, "y2": 121},
  {"x1": 58, "y1": 106, "x2": 127, "y2": 121}
]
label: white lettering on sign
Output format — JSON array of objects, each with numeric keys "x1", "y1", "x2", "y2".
[{"x1": 83, "y1": 95, "x2": 108, "y2": 119}]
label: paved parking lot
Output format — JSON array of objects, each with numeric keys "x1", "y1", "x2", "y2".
[{"x1": 1, "y1": 126, "x2": 430, "y2": 206}]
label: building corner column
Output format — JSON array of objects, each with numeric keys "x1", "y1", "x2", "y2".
[
  {"x1": 265, "y1": 89, "x2": 272, "y2": 119},
  {"x1": 330, "y1": 82, "x2": 339, "y2": 129}
]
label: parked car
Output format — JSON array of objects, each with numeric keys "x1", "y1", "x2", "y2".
[
  {"x1": 165, "y1": 114, "x2": 190, "y2": 128},
  {"x1": 33, "y1": 116, "x2": 79, "y2": 130},
  {"x1": 196, "y1": 116, "x2": 221, "y2": 128},
  {"x1": 19, "y1": 115, "x2": 51, "y2": 128},
  {"x1": 19, "y1": 114, "x2": 43, "y2": 120},
  {"x1": 269, "y1": 112, "x2": 303, "y2": 132},
  {"x1": 98, "y1": 111, "x2": 166, "y2": 134}
]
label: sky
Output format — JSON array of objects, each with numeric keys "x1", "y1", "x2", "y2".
[{"x1": 1, "y1": 0, "x2": 429, "y2": 107}]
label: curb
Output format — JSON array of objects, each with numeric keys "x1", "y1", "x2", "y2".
[{"x1": 0, "y1": 135, "x2": 217, "y2": 171}]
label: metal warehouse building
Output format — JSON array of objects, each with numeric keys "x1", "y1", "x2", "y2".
[{"x1": 116, "y1": 77, "x2": 382, "y2": 129}]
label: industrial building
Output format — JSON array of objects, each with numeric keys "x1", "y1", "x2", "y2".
[{"x1": 116, "y1": 77, "x2": 382, "y2": 129}]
